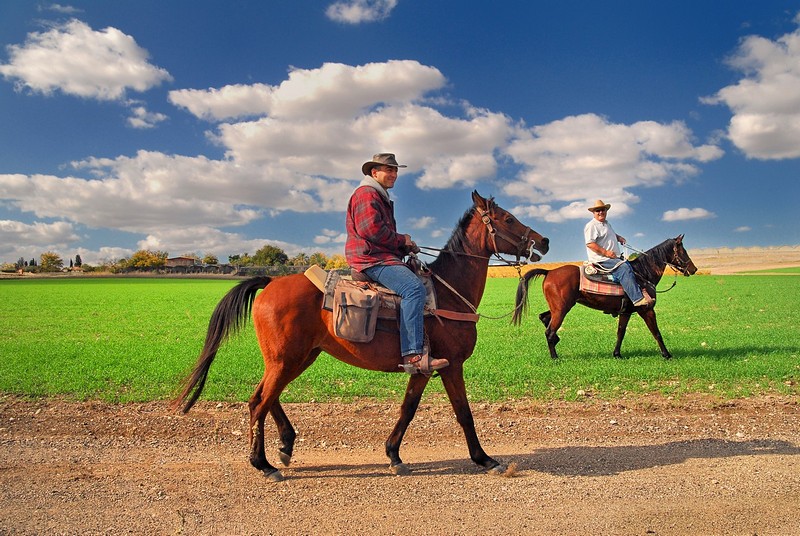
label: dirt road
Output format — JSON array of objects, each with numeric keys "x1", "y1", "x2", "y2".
[{"x1": 2, "y1": 395, "x2": 799, "y2": 535}]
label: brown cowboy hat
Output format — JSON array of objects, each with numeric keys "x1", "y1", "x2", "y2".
[
  {"x1": 361, "y1": 153, "x2": 407, "y2": 176},
  {"x1": 588, "y1": 199, "x2": 612, "y2": 212}
]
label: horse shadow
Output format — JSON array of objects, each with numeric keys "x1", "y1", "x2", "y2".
[
  {"x1": 283, "y1": 438, "x2": 799, "y2": 479},
  {"x1": 508, "y1": 438, "x2": 800, "y2": 477}
]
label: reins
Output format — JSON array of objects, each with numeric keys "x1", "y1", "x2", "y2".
[
  {"x1": 622, "y1": 243, "x2": 683, "y2": 294},
  {"x1": 413, "y1": 204, "x2": 535, "y2": 321},
  {"x1": 415, "y1": 255, "x2": 525, "y2": 321}
]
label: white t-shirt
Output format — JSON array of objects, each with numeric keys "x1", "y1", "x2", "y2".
[{"x1": 584, "y1": 218, "x2": 620, "y2": 263}]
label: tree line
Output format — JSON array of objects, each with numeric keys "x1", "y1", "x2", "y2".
[{"x1": 1, "y1": 244, "x2": 348, "y2": 274}]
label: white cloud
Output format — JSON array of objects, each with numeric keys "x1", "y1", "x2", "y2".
[
  {"x1": 0, "y1": 219, "x2": 81, "y2": 264},
  {"x1": 127, "y1": 105, "x2": 168, "y2": 129},
  {"x1": 702, "y1": 12, "x2": 800, "y2": 159},
  {"x1": 409, "y1": 216, "x2": 436, "y2": 229},
  {"x1": 171, "y1": 60, "x2": 445, "y2": 122},
  {"x1": 313, "y1": 228, "x2": 347, "y2": 245},
  {"x1": 41, "y1": 4, "x2": 82, "y2": 14},
  {"x1": 168, "y1": 83, "x2": 274, "y2": 121},
  {"x1": 0, "y1": 19, "x2": 171, "y2": 100},
  {"x1": 326, "y1": 0, "x2": 398, "y2": 24},
  {"x1": 662, "y1": 208, "x2": 717, "y2": 222},
  {"x1": 734, "y1": 226, "x2": 752, "y2": 232},
  {"x1": 503, "y1": 113, "x2": 722, "y2": 220}
]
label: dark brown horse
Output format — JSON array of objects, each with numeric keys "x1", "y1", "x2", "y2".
[
  {"x1": 173, "y1": 191, "x2": 549, "y2": 480},
  {"x1": 512, "y1": 235, "x2": 696, "y2": 360}
]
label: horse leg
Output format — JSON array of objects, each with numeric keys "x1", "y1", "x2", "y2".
[
  {"x1": 270, "y1": 401, "x2": 296, "y2": 466},
  {"x1": 613, "y1": 314, "x2": 632, "y2": 358},
  {"x1": 542, "y1": 306, "x2": 569, "y2": 359},
  {"x1": 639, "y1": 309, "x2": 672, "y2": 359},
  {"x1": 385, "y1": 373, "x2": 431, "y2": 475},
  {"x1": 440, "y1": 364, "x2": 504, "y2": 474},
  {"x1": 270, "y1": 349, "x2": 320, "y2": 467},
  {"x1": 538, "y1": 310, "x2": 551, "y2": 328}
]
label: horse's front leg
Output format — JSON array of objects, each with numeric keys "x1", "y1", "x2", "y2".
[
  {"x1": 638, "y1": 308, "x2": 672, "y2": 359},
  {"x1": 614, "y1": 314, "x2": 632, "y2": 358},
  {"x1": 386, "y1": 373, "x2": 430, "y2": 475},
  {"x1": 440, "y1": 363, "x2": 503, "y2": 474}
]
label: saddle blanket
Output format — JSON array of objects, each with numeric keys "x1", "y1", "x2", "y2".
[{"x1": 579, "y1": 265, "x2": 625, "y2": 296}]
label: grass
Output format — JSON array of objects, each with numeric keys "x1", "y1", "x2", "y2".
[{"x1": 0, "y1": 275, "x2": 798, "y2": 403}]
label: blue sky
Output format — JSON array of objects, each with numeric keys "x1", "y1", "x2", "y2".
[{"x1": 1, "y1": 1, "x2": 799, "y2": 265}]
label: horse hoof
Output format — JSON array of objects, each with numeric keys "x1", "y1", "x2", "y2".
[
  {"x1": 390, "y1": 463, "x2": 412, "y2": 476},
  {"x1": 278, "y1": 450, "x2": 292, "y2": 467},
  {"x1": 488, "y1": 462, "x2": 518, "y2": 477},
  {"x1": 487, "y1": 464, "x2": 506, "y2": 476},
  {"x1": 263, "y1": 469, "x2": 285, "y2": 482}
]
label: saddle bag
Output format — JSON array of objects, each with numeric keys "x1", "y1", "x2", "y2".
[{"x1": 333, "y1": 284, "x2": 379, "y2": 342}]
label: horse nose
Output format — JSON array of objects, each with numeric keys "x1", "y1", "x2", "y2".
[{"x1": 539, "y1": 236, "x2": 550, "y2": 254}]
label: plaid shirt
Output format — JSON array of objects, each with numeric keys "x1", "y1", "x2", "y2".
[{"x1": 345, "y1": 185, "x2": 409, "y2": 271}]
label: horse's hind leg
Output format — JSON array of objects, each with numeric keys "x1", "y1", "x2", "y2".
[
  {"x1": 638, "y1": 309, "x2": 672, "y2": 359},
  {"x1": 538, "y1": 310, "x2": 551, "y2": 328},
  {"x1": 247, "y1": 377, "x2": 282, "y2": 479},
  {"x1": 270, "y1": 401, "x2": 296, "y2": 466},
  {"x1": 386, "y1": 373, "x2": 430, "y2": 475},
  {"x1": 613, "y1": 314, "x2": 632, "y2": 358}
]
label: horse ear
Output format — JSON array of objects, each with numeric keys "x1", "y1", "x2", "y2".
[
  {"x1": 472, "y1": 190, "x2": 486, "y2": 208},
  {"x1": 677, "y1": 234, "x2": 684, "y2": 243}
]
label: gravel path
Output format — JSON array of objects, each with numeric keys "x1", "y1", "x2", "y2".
[{"x1": 2, "y1": 395, "x2": 799, "y2": 535}]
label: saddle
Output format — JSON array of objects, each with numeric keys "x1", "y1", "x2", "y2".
[
  {"x1": 304, "y1": 261, "x2": 478, "y2": 343},
  {"x1": 579, "y1": 262, "x2": 656, "y2": 315},
  {"x1": 579, "y1": 263, "x2": 624, "y2": 296}
]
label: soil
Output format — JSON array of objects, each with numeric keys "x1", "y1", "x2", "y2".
[{"x1": 2, "y1": 394, "x2": 799, "y2": 536}]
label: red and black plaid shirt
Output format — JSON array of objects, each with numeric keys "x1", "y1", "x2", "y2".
[{"x1": 345, "y1": 185, "x2": 409, "y2": 271}]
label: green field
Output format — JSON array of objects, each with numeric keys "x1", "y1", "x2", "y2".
[{"x1": 0, "y1": 275, "x2": 797, "y2": 403}]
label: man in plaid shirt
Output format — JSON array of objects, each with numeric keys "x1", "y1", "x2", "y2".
[{"x1": 345, "y1": 153, "x2": 449, "y2": 375}]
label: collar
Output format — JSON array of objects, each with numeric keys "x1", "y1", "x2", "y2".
[{"x1": 359, "y1": 175, "x2": 390, "y2": 202}]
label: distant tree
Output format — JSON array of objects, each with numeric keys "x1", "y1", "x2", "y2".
[
  {"x1": 15, "y1": 257, "x2": 25, "y2": 269},
  {"x1": 252, "y1": 244, "x2": 288, "y2": 266},
  {"x1": 203, "y1": 254, "x2": 218, "y2": 265},
  {"x1": 228, "y1": 254, "x2": 241, "y2": 264},
  {"x1": 308, "y1": 252, "x2": 329, "y2": 267},
  {"x1": 69, "y1": 259, "x2": 74, "y2": 268},
  {"x1": 289, "y1": 253, "x2": 310, "y2": 266},
  {"x1": 29, "y1": 258, "x2": 36, "y2": 267},
  {"x1": 74, "y1": 254, "x2": 82, "y2": 267},
  {"x1": 40, "y1": 251, "x2": 64, "y2": 272},
  {"x1": 324, "y1": 254, "x2": 349, "y2": 270},
  {"x1": 124, "y1": 250, "x2": 168, "y2": 269}
]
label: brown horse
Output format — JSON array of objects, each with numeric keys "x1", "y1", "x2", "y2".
[
  {"x1": 512, "y1": 235, "x2": 696, "y2": 360},
  {"x1": 173, "y1": 191, "x2": 549, "y2": 480}
]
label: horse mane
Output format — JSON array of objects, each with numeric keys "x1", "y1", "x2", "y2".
[
  {"x1": 428, "y1": 196, "x2": 495, "y2": 270},
  {"x1": 630, "y1": 237, "x2": 675, "y2": 282}
]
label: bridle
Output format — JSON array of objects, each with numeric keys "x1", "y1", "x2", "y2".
[
  {"x1": 475, "y1": 205, "x2": 537, "y2": 264},
  {"x1": 624, "y1": 241, "x2": 691, "y2": 293}
]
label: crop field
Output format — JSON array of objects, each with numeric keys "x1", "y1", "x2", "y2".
[{"x1": 0, "y1": 274, "x2": 798, "y2": 402}]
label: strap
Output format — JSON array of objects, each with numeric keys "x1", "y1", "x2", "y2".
[{"x1": 431, "y1": 309, "x2": 480, "y2": 323}]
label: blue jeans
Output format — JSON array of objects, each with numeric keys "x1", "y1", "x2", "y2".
[
  {"x1": 598, "y1": 259, "x2": 644, "y2": 303},
  {"x1": 363, "y1": 264, "x2": 425, "y2": 357}
]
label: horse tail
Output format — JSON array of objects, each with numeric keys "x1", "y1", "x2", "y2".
[
  {"x1": 171, "y1": 276, "x2": 272, "y2": 414},
  {"x1": 512, "y1": 269, "x2": 550, "y2": 325}
]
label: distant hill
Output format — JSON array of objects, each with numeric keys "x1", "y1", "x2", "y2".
[{"x1": 487, "y1": 245, "x2": 800, "y2": 277}]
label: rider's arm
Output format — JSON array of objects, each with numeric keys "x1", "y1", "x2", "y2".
[{"x1": 587, "y1": 242, "x2": 617, "y2": 259}]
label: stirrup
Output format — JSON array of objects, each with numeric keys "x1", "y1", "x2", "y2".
[
  {"x1": 399, "y1": 352, "x2": 449, "y2": 375},
  {"x1": 633, "y1": 289, "x2": 655, "y2": 307}
]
